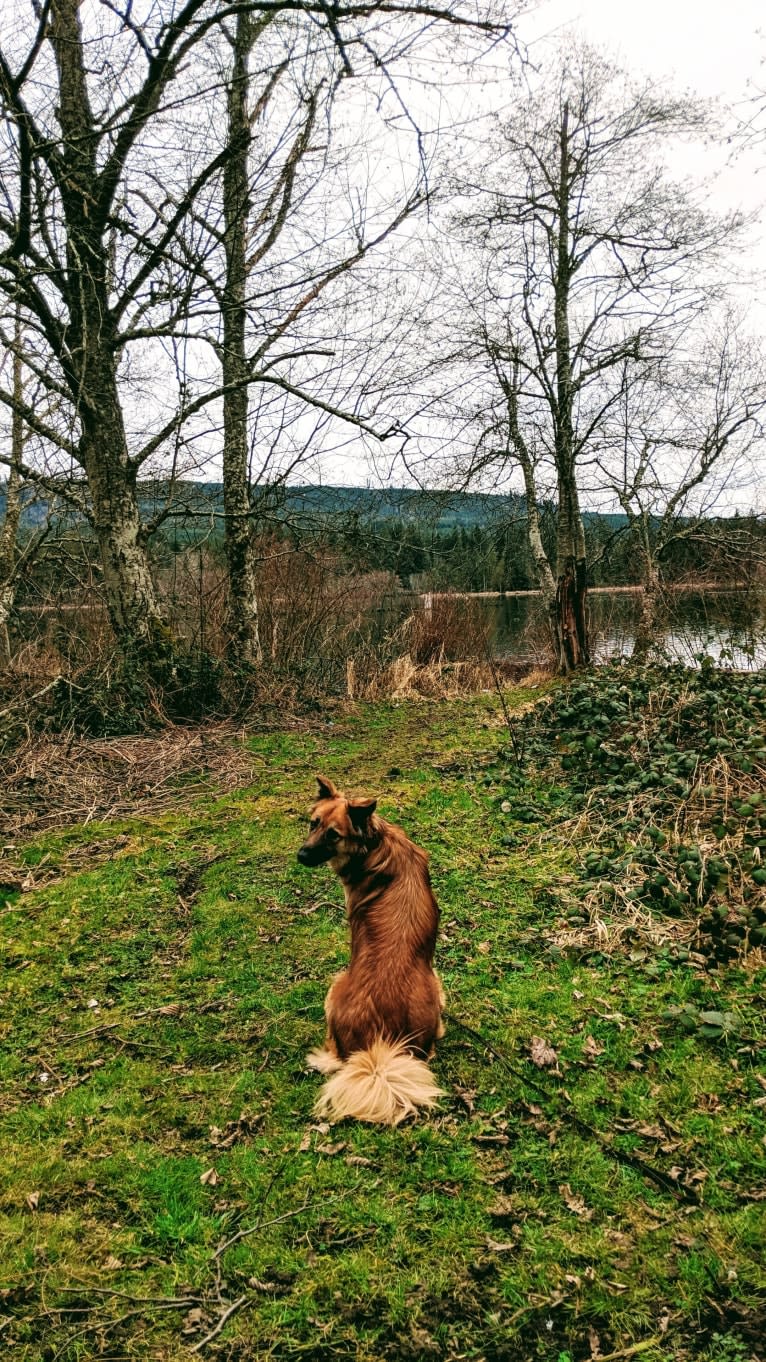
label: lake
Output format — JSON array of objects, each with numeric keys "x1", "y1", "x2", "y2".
[{"x1": 466, "y1": 588, "x2": 766, "y2": 669}]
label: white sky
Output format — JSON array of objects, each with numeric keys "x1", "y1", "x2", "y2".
[
  {"x1": 523, "y1": 0, "x2": 763, "y2": 101},
  {"x1": 519, "y1": 0, "x2": 766, "y2": 284}
]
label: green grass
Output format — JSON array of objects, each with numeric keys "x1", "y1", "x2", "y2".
[{"x1": 0, "y1": 689, "x2": 764, "y2": 1361}]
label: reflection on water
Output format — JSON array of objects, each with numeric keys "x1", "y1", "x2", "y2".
[{"x1": 479, "y1": 589, "x2": 766, "y2": 669}]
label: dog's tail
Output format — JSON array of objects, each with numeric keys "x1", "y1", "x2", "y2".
[{"x1": 310, "y1": 1038, "x2": 442, "y2": 1126}]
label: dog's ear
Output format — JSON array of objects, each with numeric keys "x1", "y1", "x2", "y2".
[
  {"x1": 347, "y1": 797, "x2": 377, "y2": 829},
  {"x1": 315, "y1": 774, "x2": 338, "y2": 801}
]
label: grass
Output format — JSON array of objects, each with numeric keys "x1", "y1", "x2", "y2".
[{"x1": 0, "y1": 685, "x2": 764, "y2": 1361}]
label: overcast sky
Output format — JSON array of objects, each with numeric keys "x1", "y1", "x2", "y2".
[
  {"x1": 524, "y1": 0, "x2": 763, "y2": 102},
  {"x1": 520, "y1": 0, "x2": 766, "y2": 284}
]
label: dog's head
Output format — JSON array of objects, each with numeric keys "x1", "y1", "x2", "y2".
[{"x1": 297, "y1": 775, "x2": 378, "y2": 868}]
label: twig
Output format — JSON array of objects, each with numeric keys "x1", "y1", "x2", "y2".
[
  {"x1": 189, "y1": 1294, "x2": 248, "y2": 1353},
  {"x1": 59, "y1": 1002, "x2": 183, "y2": 1042},
  {"x1": 445, "y1": 1012, "x2": 701, "y2": 1205},
  {"x1": 56, "y1": 1287, "x2": 202, "y2": 1305},
  {"x1": 0, "y1": 674, "x2": 70, "y2": 719},
  {"x1": 594, "y1": 1339, "x2": 662, "y2": 1362},
  {"x1": 214, "y1": 1198, "x2": 329, "y2": 1259}
]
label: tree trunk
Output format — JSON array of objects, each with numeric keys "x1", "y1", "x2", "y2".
[
  {"x1": 632, "y1": 556, "x2": 662, "y2": 661},
  {"x1": 555, "y1": 473, "x2": 589, "y2": 672},
  {"x1": 83, "y1": 430, "x2": 168, "y2": 659},
  {"x1": 221, "y1": 11, "x2": 262, "y2": 668},
  {"x1": 518, "y1": 453, "x2": 560, "y2": 660},
  {"x1": 552, "y1": 101, "x2": 589, "y2": 673},
  {"x1": 48, "y1": 0, "x2": 169, "y2": 669},
  {"x1": 0, "y1": 309, "x2": 24, "y2": 668}
]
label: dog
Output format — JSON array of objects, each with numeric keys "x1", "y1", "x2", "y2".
[{"x1": 297, "y1": 774, "x2": 445, "y2": 1125}]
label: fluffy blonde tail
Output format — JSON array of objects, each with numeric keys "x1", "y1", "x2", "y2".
[{"x1": 313, "y1": 1038, "x2": 442, "y2": 1126}]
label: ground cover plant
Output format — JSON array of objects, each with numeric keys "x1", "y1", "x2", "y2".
[{"x1": 0, "y1": 675, "x2": 764, "y2": 1361}]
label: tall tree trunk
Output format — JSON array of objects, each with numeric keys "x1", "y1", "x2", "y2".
[
  {"x1": 49, "y1": 0, "x2": 168, "y2": 667},
  {"x1": 632, "y1": 552, "x2": 662, "y2": 661},
  {"x1": 517, "y1": 450, "x2": 560, "y2": 659},
  {"x1": 0, "y1": 309, "x2": 24, "y2": 667},
  {"x1": 222, "y1": 11, "x2": 262, "y2": 668},
  {"x1": 553, "y1": 102, "x2": 589, "y2": 673}
]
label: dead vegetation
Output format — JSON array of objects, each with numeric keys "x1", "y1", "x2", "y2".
[{"x1": 0, "y1": 724, "x2": 264, "y2": 841}]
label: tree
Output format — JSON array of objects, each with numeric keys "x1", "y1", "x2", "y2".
[
  {"x1": 599, "y1": 315, "x2": 766, "y2": 658},
  {"x1": 0, "y1": 303, "x2": 54, "y2": 666},
  {"x1": 214, "y1": 11, "x2": 425, "y2": 670},
  {"x1": 0, "y1": 0, "x2": 513, "y2": 678},
  {"x1": 443, "y1": 43, "x2": 743, "y2": 671}
]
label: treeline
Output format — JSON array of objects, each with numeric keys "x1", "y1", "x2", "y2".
[{"x1": 323, "y1": 508, "x2": 766, "y2": 594}]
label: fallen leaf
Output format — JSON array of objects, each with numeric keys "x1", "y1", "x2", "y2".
[
  {"x1": 485, "y1": 1236, "x2": 515, "y2": 1252},
  {"x1": 489, "y1": 1195, "x2": 520, "y2": 1219},
  {"x1": 104, "y1": 1256, "x2": 123, "y2": 1270},
  {"x1": 200, "y1": 1167, "x2": 219, "y2": 1186},
  {"x1": 298, "y1": 1131, "x2": 312, "y2": 1153},
  {"x1": 345, "y1": 1155, "x2": 373, "y2": 1167},
  {"x1": 559, "y1": 1183, "x2": 593, "y2": 1220},
  {"x1": 589, "y1": 1325, "x2": 601, "y2": 1358},
  {"x1": 26, "y1": 1192, "x2": 40, "y2": 1211},
  {"x1": 316, "y1": 1141, "x2": 346, "y2": 1156},
  {"x1": 529, "y1": 1036, "x2": 559, "y2": 1069},
  {"x1": 182, "y1": 1307, "x2": 206, "y2": 1334},
  {"x1": 582, "y1": 1035, "x2": 604, "y2": 1060}
]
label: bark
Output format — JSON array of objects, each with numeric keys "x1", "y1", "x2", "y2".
[
  {"x1": 44, "y1": 0, "x2": 168, "y2": 666},
  {"x1": 517, "y1": 449, "x2": 560, "y2": 658},
  {"x1": 221, "y1": 11, "x2": 262, "y2": 667},
  {"x1": 552, "y1": 102, "x2": 589, "y2": 673},
  {"x1": 555, "y1": 472, "x2": 589, "y2": 673},
  {"x1": 632, "y1": 554, "x2": 663, "y2": 661},
  {"x1": 0, "y1": 310, "x2": 25, "y2": 667}
]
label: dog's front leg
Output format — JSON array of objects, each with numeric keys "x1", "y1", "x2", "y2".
[{"x1": 307, "y1": 972, "x2": 346, "y2": 1074}]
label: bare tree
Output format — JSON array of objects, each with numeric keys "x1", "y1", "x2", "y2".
[
  {"x1": 444, "y1": 43, "x2": 743, "y2": 671},
  {"x1": 214, "y1": 12, "x2": 426, "y2": 671},
  {"x1": 0, "y1": 0, "x2": 513, "y2": 678},
  {"x1": 598, "y1": 315, "x2": 766, "y2": 658}
]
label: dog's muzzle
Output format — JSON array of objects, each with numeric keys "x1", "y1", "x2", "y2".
[{"x1": 297, "y1": 843, "x2": 333, "y2": 867}]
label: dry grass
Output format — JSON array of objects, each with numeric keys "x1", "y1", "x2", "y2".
[
  {"x1": 0, "y1": 724, "x2": 268, "y2": 841},
  {"x1": 360, "y1": 654, "x2": 499, "y2": 700}
]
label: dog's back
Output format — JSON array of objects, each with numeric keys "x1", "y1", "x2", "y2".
[
  {"x1": 330, "y1": 817, "x2": 441, "y2": 1058},
  {"x1": 298, "y1": 777, "x2": 445, "y2": 1124}
]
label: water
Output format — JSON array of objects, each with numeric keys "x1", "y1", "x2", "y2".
[{"x1": 475, "y1": 588, "x2": 766, "y2": 669}]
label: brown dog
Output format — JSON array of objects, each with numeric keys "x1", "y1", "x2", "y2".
[{"x1": 297, "y1": 775, "x2": 445, "y2": 1125}]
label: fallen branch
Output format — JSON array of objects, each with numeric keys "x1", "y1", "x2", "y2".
[{"x1": 189, "y1": 1294, "x2": 248, "y2": 1353}]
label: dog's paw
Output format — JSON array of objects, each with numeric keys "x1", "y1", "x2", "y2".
[{"x1": 307, "y1": 1048, "x2": 343, "y2": 1075}]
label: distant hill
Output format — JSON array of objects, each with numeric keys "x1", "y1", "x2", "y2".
[{"x1": 0, "y1": 478, "x2": 628, "y2": 534}]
